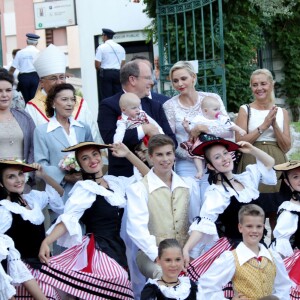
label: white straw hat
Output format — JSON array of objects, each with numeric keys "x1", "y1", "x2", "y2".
[
  {"x1": 273, "y1": 160, "x2": 300, "y2": 172},
  {"x1": 33, "y1": 44, "x2": 66, "y2": 78}
]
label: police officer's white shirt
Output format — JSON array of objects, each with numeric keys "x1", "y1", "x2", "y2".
[
  {"x1": 95, "y1": 40, "x2": 125, "y2": 69},
  {"x1": 12, "y1": 45, "x2": 39, "y2": 73}
]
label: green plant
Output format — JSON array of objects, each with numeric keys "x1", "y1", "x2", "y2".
[
  {"x1": 266, "y1": 2, "x2": 300, "y2": 121},
  {"x1": 75, "y1": 88, "x2": 83, "y2": 98},
  {"x1": 286, "y1": 98, "x2": 300, "y2": 122},
  {"x1": 143, "y1": 1, "x2": 300, "y2": 114},
  {"x1": 222, "y1": 1, "x2": 264, "y2": 112},
  {"x1": 292, "y1": 121, "x2": 300, "y2": 133}
]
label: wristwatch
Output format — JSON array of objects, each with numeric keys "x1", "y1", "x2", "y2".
[{"x1": 257, "y1": 127, "x2": 263, "y2": 135}]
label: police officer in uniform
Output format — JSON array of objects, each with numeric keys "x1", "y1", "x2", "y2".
[
  {"x1": 9, "y1": 33, "x2": 40, "y2": 103},
  {"x1": 95, "y1": 28, "x2": 126, "y2": 100}
]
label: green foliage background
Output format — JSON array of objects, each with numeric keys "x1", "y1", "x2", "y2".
[{"x1": 143, "y1": 0, "x2": 300, "y2": 117}]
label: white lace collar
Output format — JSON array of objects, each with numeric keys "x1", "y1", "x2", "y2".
[
  {"x1": 147, "y1": 277, "x2": 192, "y2": 299},
  {"x1": 71, "y1": 178, "x2": 127, "y2": 208},
  {"x1": 208, "y1": 178, "x2": 258, "y2": 204},
  {"x1": 0, "y1": 199, "x2": 44, "y2": 225}
]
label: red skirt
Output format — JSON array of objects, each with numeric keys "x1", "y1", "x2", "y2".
[
  {"x1": 38, "y1": 235, "x2": 134, "y2": 300},
  {"x1": 284, "y1": 249, "x2": 300, "y2": 300},
  {"x1": 187, "y1": 237, "x2": 234, "y2": 298},
  {"x1": 15, "y1": 265, "x2": 61, "y2": 300}
]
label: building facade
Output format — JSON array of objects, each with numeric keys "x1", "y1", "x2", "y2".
[{"x1": 0, "y1": 0, "x2": 153, "y2": 120}]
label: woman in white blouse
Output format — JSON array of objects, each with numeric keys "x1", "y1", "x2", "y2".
[
  {"x1": 38, "y1": 141, "x2": 149, "y2": 300},
  {"x1": 271, "y1": 161, "x2": 300, "y2": 299},
  {"x1": 235, "y1": 68, "x2": 291, "y2": 234},
  {"x1": 0, "y1": 160, "x2": 64, "y2": 299},
  {"x1": 163, "y1": 61, "x2": 232, "y2": 205},
  {"x1": 181, "y1": 136, "x2": 276, "y2": 285}
]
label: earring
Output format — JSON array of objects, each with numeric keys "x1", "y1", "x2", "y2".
[{"x1": 53, "y1": 107, "x2": 56, "y2": 117}]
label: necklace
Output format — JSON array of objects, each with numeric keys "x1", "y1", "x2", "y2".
[
  {"x1": 96, "y1": 175, "x2": 104, "y2": 185},
  {"x1": 159, "y1": 277, "x2": 179, "y2": 286},
  {"x1": 217, "y1": 177, "x2": 234, "y2": 181}
]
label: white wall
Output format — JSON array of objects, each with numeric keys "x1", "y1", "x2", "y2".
[{"x1": 75, "y1": 0, "x2": 151, "y2": 121}]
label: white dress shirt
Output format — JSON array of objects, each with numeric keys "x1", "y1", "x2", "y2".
[
  {"x1": 47, "y1": 116, "x2": 83, "y2": 145},
  {"x1": 95, "y1": 40, "x2": 125, "y2": 69},
  {"x1": 126, "y1": 168, "x2": 200, "y2": 261},
  {"x1": 11, "y1": 45, "x2": 39, "y2": 73}
]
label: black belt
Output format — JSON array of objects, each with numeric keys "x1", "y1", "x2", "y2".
[{"x1": 103, "y1": 68, "x2": 120, "y2": 71}]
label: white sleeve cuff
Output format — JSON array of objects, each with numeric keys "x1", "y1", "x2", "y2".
[
  {"x1": 0, "y1": 269, "x2": 15, "y2": 300},
  {"x1": 8, "y1": 248, "x2": 33, "y2": 284},
  {"x1": 137, "y1": 125, "x2": 145, "y2": 140},
  {"x1": 271, "y1": 238, "x2": 294, "y2": 258},
  {"x1": 47, "y1": 214, "x2": 82, "y2": 248},
  {"x1": 189, "y1": 218, "x2": 218, "y2": 236},
  {"x1": 145, "y1": 244, "x2": 159, "y2": 262},
  {"x1": 45, "y1": 184, "x2": 64, "y2": 214},
  {"x1": 256, "y1": 159, "x2": 277, "y2": 185}
]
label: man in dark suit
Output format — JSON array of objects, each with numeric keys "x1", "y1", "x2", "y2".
[{"x1": 98, "y1": 60, "x2": 177, "y2": 176}]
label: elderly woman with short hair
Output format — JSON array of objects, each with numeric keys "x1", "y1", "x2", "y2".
[{"x1": 34, "y1": 83, "x2": 93, "y2": 201}]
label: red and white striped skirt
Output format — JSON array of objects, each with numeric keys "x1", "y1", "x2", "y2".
[
  {"x1": 284, "y1": 249, "x2": 300, "y2": 300},
  {"x1": 15, "y1": 265, "x2": 61, "y2": 300},
  {"x1": 38, "y1": 235, "x2": 134, "y2": 300},
  {"x1": 187, "y1": 237, "x2": 234, "y2": 298}
]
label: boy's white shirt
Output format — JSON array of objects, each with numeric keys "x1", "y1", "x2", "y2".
[
  {"x1": 198, "y1": 242, "x2": 292, "y2": 300},
  {"x1": 126, "y1": 168, "x2": 200, "y2": 261}
]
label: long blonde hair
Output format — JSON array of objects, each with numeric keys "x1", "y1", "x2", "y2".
[{"x1": 250, "y1": 68, "x2": 275, "y2": 103}]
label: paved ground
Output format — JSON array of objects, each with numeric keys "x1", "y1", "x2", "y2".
[{"x1": 287, "y1": 126, "x2": 300, "y2": 159}]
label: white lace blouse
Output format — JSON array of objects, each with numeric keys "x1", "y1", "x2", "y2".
[
  {"x1": 0, "y1": 184, "x2": 64, "y2": 234},
  {"x1": 163, "y1": 92, "x2": 233, "y2": 160},
  {"x1": 271, "y1": 200, "x2": 300, "y2": 257},
  {"x1": 0, "y1": 234, "x2": 33, "y2": 298},
  {"x1": 189, "y1": 160, "x2": 277, "y2": 244},
  {"x1": 47, "y1": 175, "x2": 136, "y2": 249}
]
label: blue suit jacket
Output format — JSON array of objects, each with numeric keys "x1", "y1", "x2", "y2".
[
  {"x1": 98, "y1": 92, "x2": 177, "y2": 176},
  {"x1": 34, "y1": 121, "x2": 93, "y2": 200}
]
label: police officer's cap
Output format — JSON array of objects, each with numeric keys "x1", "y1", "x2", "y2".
[
  {"x1": 26, "y1": 33, "x2": 40, "y2": 42},
  {"x1": 102, "y1": 28, "x2": 115, "y2": 38}
]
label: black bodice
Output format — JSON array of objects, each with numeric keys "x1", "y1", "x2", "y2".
[
  {"x1": 4, "y1": 211, "x2": 45, "y2": 260},
  {"x1": 80, "y1": 194, "x2": 127, "y2": 268},
  {"x1": 216, "y1": 196, "x2": 247, "y2": 240}
]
